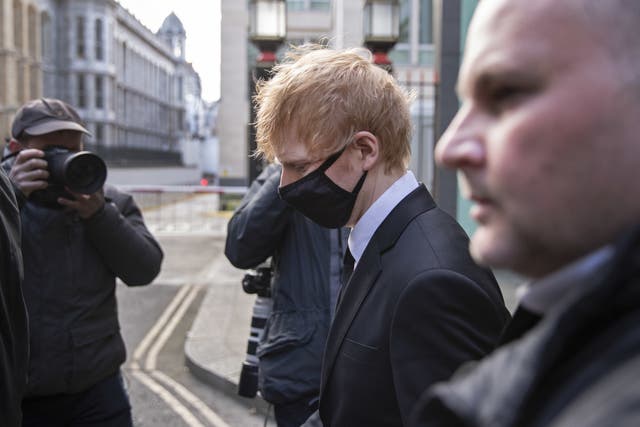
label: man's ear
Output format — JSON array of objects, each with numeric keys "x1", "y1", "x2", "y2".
[
  {"x1": 352, "y1": 131, "x2": 379, "y2": 171},
  {"x1": 8, "y1": 139, "x2": 22, "y2": 154}
]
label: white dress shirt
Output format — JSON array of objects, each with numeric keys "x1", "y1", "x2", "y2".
[{"x1": 348, "y1": 171, "x2": 420, "y2": 266}]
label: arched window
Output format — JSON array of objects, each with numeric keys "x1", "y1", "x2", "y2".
[{"x1": 95, "y1": 18, "x2": 103, "y2": 60}]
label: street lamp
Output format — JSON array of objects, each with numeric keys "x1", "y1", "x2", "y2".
[
  {"x1": 247, "y1": 0, "x2": 287, "y2": 184},
  {"x1": 249, "y1": 0, "x2": 286, "y2": 63},
  {"x1": 363, "y1": 0, "x2": 400, "y2": 73}
]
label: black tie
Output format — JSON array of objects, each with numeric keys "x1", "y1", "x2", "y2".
[{"x1": 337, "y1": 248, "x2": 355, "y2": 308}]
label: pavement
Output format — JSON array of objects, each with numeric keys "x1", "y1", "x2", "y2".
[
  {"x1": 167, "y1": 213, "x2": 271, "y2": 412},
  {"x1": 181, "y1": 221, "x2": 523, "y2": 408}
]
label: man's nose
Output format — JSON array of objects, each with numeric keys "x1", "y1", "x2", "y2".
[{"x1": 435, "y1": 103, "x2": 486, "y2": 170}]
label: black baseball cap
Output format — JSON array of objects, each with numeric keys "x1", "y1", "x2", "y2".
[{"x1": 11, "y1": 98, "x2": 91, "y2": 139}]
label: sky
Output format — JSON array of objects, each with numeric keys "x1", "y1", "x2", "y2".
[{"x1": 117, "y1": 0, "x2": 221, "y2": 102}]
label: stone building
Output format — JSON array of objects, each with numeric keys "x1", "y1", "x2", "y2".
[
  {"x1": 2, "y1": 0, "x2": 206, "y2": 168},
  {"x1": 37, "y1": 0, "x2": 188, "y2": 164},
  {"x1": 0, "y1": 0, "x2": 43, "y2": 140}
]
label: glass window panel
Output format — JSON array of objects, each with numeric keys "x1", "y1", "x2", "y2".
[
  {"x1": 310, "y1": 0, "x2": 330, "y2": 11},
  {"x1": 77, "y1": 74, "x2": 86, "y2": 108},
  {"x1": 399, "y1": 0, "x2": 410, "y2": 43},
  {"x1": 77, "y1": 16, "x2": 85, "y2": 58},
  {"x1": 389, "y1": 44, "x2": 410, "y2": 66},
  {"x1": 287, "y1": 0, "x2": 305, "y2": 12},
  {"x1": 95, "y1": 75, "x2": 104, "y2": 108},
  {"x1": 95, "y1": 19, "x2": 104, "y2": 60},
  {"x1": 419, "y1": 0, "x2": 433, "y2": 44},
  {"x1": 418, "y1": 46, "x2": 434, "y2": 66}
]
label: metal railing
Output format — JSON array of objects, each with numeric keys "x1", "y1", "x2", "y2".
[{"x1": 116, "y1": 185, "x2": 247, "y2": 234}]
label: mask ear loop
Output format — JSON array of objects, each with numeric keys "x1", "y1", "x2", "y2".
[
  {"x1": 318, "y1": 144, "x2": 348, "y2": 172},
  {"x1": 321, "y1": 135, "x2": 368, "y2": 195},
  {"x1": 317, "y1": 133, "x2": 359, "y2": 173},
  {"x1": 351, "y1": 170, "x2": 368, "y2": 195}
]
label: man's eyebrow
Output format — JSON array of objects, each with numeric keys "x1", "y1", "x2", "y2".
[{"x1": 460, "y1": 66, "x2": 543, "y2": 98}]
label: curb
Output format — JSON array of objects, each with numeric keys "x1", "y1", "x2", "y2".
[{"x1": 184, "y1": 334, "x2": 271, "y2": 416}]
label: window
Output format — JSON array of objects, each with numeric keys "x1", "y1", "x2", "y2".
[
  {"x1": 77, "y1": 74, "x2": 86, "y2": 108},
  {"x1": 95, "y1": 123, "x2": 103, "y2": 144},
  {"x1": 287, "y1": 0, "x2": 329, "y2": 11},
  {"x1": 391, "y1": 0, "x2": 434, "y2": 66},
  {"x1": 419, "y1": 0, "x2": 433, "y2": 44},
  {"x1": 76, "y1": 16, "x2": 85, "y2": 58},
  {"x1": 95, "y1": 19, "x2": 103, "y2": 60},
  {"x1": 286, "y1": 0, "x2": 305, "y2": 11},
  {"x1": 95, "y1": 75, "x2": 104, "y2": 108},
  {"x1": 310, "y1": 0, "x2": 330, "y2": 11}
]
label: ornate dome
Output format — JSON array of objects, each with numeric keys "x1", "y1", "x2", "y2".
[{"x1": 159, "y1": 12, "x2": 185, "y2": 35}]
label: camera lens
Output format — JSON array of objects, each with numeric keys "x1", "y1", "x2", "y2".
[{"x1": 63, "y1": 152, "x2": 107, "y2": 194}]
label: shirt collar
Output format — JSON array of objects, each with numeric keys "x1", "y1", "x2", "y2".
[
  {"x1": 348, "y1": 171, "x2": 419, "y2": 265},
  {"x1": 517, "y1": 244, "x2": 615, "y2": 315}
]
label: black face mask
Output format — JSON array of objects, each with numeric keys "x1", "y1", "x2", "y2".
[{"x1": 278, "y1": 145, "x2": 367, "y2": 228}]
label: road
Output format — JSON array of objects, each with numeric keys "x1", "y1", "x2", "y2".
[{"x1": 115, "y1": 192, "x2": 273, "y2": 426}]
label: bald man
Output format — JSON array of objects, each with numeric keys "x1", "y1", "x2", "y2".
[{"x1": 411, "y1": 1, "x2": 640, "y2": 426}]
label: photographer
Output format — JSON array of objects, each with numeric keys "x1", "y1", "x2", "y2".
[
  {"x1": 2, "y1": 98, "x2": 163, "y2": 426},
  {"x1": 225, "y1": 163, "x2": 346, "y2": 427}
]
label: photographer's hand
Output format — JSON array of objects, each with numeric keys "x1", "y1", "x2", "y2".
[
  {"x1": 8, "y1": 148, "x2": 49, "y2": 197},
  {"x1": 58, "y1": 187, "x2": 106, "y2": 219}
]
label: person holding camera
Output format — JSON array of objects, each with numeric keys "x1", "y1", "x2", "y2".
[
  {"x1": 225, "y1": 163, "x2": 347, "y2": 427},
  {"x1": 2, "y1": 98, "x2": 163, "y2": 426}
]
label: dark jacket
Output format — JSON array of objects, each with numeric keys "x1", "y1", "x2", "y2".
[
  {"x1": 0, "y1": 168, "x2": 29, "y2": 427},
  {"x1": 20, "y1": 184, "x2": 162, "y2": 396},
  {"x1": 225, "y1": 164, "x2": 345, "y2": 405},
  {"x1": 411, "y1": 226, "x2": 640, "y2": 427},
  {"x1": 319, "y1": 185, "x2": 511, "y2": 427}
]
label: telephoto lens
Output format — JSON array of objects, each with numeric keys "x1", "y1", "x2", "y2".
[
  {"x1": 44, "y1": 147, "x2": 107, "y2": 194},
  {"x1": 237, "y1": 295, "x2": 273, "y2": 398}
]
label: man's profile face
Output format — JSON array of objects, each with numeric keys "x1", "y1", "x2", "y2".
[{"x1": 436, "y1": 0, "x2": 640, "y2": 277}]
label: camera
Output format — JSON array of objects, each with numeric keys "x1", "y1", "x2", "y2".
[
  {"x1": 241, "y1": 267, "x2": 272, "y2": 297},
  {"x1": 238, "y1": 266, "x2": 273, "y2": 398},
  {"x1": 30, "y1": 147, "x2": 107, "y2": 208},
  {"x1": 44, "y1": 147, "x2": 107, "y2": 194}
]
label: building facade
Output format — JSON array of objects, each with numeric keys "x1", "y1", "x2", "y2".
[
  {"x1": 3, "y1": 0, "x2": 208, "y2": 170},
  {"x1": 37, "y1": 0, "x2": 189, "y2": 164},
  {"x1": 0, "y1": 0, "x2": 43, "y2": 141},
  {"x1": 219, "y1": 0, "x2": 436, "y2": 187}
]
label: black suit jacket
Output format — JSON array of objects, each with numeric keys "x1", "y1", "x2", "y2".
[{"x1": 318, "y1": 185, "x2": 511, "y2": 426}]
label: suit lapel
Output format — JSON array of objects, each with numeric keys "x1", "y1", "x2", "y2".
[{"x1": 320, "y1": 185, "x2": 437, "y2": 395}]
